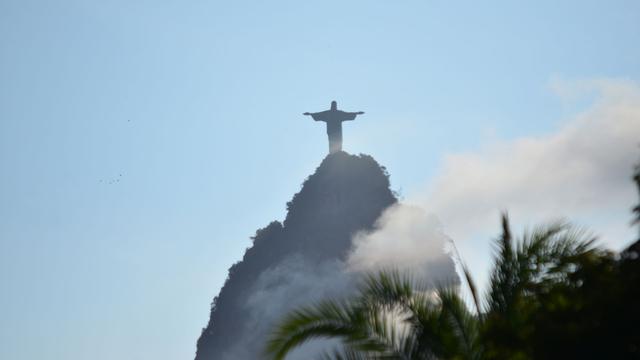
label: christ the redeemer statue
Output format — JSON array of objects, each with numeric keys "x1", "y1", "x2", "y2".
[{"x1": 304, "y1": 101, "x2": 364, "y2": 154}]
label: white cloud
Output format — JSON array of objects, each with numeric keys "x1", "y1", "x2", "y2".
[
  {"x1": 423, "y1": 78, "x2": 639, "y2": 244},
  {"x1": 353, "y1": 78, "x2": 640, "y2": 294},
  {"x1": 347, "y1": 204, "x2": 456, "y2": 282}
]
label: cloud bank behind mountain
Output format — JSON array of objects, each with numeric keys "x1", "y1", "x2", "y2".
[{"x1": 355, "y1": 78, "x2": 640, "y2": 293}]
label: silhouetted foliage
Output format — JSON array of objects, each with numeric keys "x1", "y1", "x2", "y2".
[{"x1": 267, "y1": 167, "x2": 640, "y2": 359}]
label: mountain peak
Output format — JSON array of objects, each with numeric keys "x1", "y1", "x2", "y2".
[{"x1": 194, "y1": 153, "x2": 406, "y2": 359}]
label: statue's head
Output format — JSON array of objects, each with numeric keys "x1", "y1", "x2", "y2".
[{"x1": 331, "y1": 101, "x2": 337, "y2": 110}]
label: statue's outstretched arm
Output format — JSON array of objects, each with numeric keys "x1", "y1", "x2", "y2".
[
  {"x1": 303, "y1": 111, "x2": 326, "y2": 121},
  {"x1": 342, "y1": 111, "x2": 364, "y2": 121}
]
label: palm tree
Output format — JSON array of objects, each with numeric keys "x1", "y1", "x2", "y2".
[{"x1": 265, "y1": 215, "x2": 601, "y2": 360}]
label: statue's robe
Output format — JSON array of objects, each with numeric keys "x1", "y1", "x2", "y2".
[{"x1": 308, "y1": 110, "x2": 358, "y2": 153}]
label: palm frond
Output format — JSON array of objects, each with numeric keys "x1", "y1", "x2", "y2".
[
  {"x1": 265, "y1": 299, "x2": 384, "y2": 360},
  {"x1": 437, "y1": 287, "x2": 482, "y2": 359},
  {"x1": 486, "y1": 213, "x2": 517, "y2": 314},
  {"x1": 449, "y1": 239, "x2": 483, "y2": 317},
  {"x1": 266, "y1": 279, "x2": 420, "y2": 360},
  {"x1": 360, "y1": 271, "x2": 416, "y2": 309},
  {"x1": 316, "y1": 347, "x2": 371, "y2": 360}
]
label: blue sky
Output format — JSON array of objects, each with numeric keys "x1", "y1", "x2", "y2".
[{"x1": 1, "y1": 1, "x2": 639, "y2": 359}]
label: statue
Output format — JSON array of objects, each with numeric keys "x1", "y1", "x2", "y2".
[{"x1": 304, "y1": 101, "x2": 364, "y2": 154}]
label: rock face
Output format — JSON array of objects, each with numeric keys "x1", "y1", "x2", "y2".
[{"x1": 194, "y1": 152, "x2": 454, "y2": 359}]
